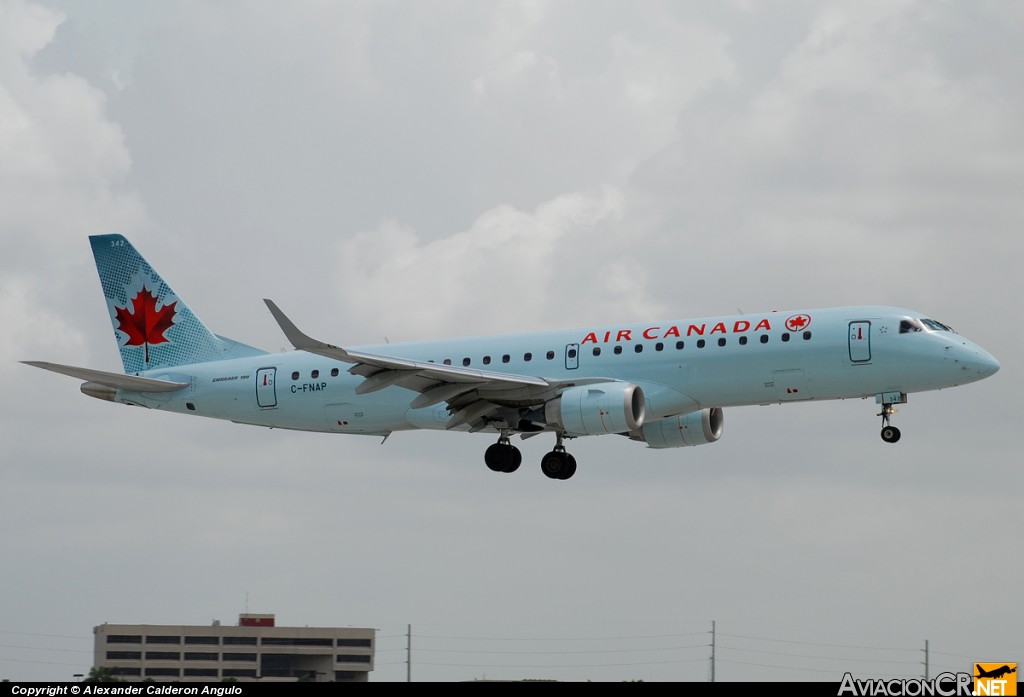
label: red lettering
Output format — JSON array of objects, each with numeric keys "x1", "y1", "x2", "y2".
[
  {"x1": 603, "y1": 331, "x2": 611, "y2": 343},
  {"x1": 733, "y1": 320, "x2": 750, "y2": 333},
  {"x1": 617, "y1": 329, "x2": 632, "y2": 342},
  {"x1": 710, "y1": 322, "x2": 727, "y2": 334},
  {"x1": 582, "y1": 332, "x2": 598, "y2": 345},
  {"x1": 687, "y1": 323, "x2": 706, "y2": 336},
  {"x1": 663, "y1": 325, "x2": 680, "y2": 338},
  {"x1": 754, "y1": 319, "x2": 772, "y2": 331},
  {"x1": 643, "y1": 327, "x2": 659, "y2": 340}
]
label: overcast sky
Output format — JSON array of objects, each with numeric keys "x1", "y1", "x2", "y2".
[{"x1": 2, "y1": 0, "x2": 1021, "y2": 683}]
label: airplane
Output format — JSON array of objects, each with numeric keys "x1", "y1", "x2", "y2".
[
  {"x1": 975, "y1": 665, "x2": 1016, "y2": 680},
  {"x1": 23, "y1": 234, "x2": 1000, "y2": 481}
]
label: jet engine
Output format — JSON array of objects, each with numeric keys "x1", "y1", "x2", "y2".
[
  {"x1": 631, "y1": 408, "x2": 724, "y2": 448},
  {"x1": 545, "y1": 382, "x2": 646, "y2": 436}
]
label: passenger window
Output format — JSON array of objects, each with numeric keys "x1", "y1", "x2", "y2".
[
  {"x1": 717, "y1": 338, "x2": 726, "y2": 347},
  {"x1": 676, "y1": 341, "x2": 684, "y2": 350},
  {"x1": 760, "y1": 335, "x2": 769, "y2": 344},
  {"x1": 331, "y1": 368, "x2": 339, "y2": 377},
  {"x1": 593, "y1": 347, "x2": 601, "y2": 356},
  {"x1": 697, "y1": 339, "x2": 706, "y2": 349},
  {"x1": 311, "y1": 370, "x2": 319, "y2": 378},
  {"x1": 634, "y1": 344, "x2": 643, "y2": 353},
  {"x1": 462, "y1": 357, "x2": 471, "y2": 366},
  {"x1": 291, "y1": 371, "x2": 299, "y2": 380},
  {"x1": 502, "y1": 354, "x2": 510, "y2": 363},
  {"x1": 443, "y1": 359, "x2": 452, "y2": 365},
  {"x1": 546, "y1": 350, "x2": 555, "y2": 360},
  {"x1": 803, "y1": 331, "x2": 812, "y2": 340},
  {"x1": 567, "y1": 349, "x2": 577, "y2": 359},
  {"x1": 782, "y1": 333, "x2": 790, "y2": 342},
  {"x1": 739, "y1": 336, "x2": 748, "y2": 345},
  {"x1": 483, "y1": 356, "x2": 491, "y2": 365},
  {"x1": 613, "y1": 346, "x2": 623, "y2": 355},
  {"x1": 524, "y1": 352, "x2": 532, "y2": 361},
  {"x1": 655, "y1": 342, "x2": 664, "y2": 351}
]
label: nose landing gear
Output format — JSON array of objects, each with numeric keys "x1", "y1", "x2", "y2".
[
  {"x1": 879, "y1": 406, "x2": 901, "y2": 443},
  {"x1": 876, "y1": 392, "x2": 907, "y2": 443}
]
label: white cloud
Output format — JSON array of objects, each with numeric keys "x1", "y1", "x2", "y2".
[
  {"x1": 334, "y1": 186, "x2": 631, "y2": 340},
  {"x1": 0, "y1": 273, "x2": 85, "y2": 360},
  {"x1": 0, "y1": 0, "x2": 145, "y2": 268}
]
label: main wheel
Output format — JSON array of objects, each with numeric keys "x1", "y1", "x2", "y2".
[
  {"x1": 541, "y1": 451, "x2": 570, "y2": 479},
  {"x1": 485, "y1": 443, "x2": 522, "y2": 473},
  {"x1": 505, "y1": 446, "x2": 522, "y2": 473},
  {"x1": 558, "y1": 453, "x2": 577, "y2": 480},
  {"x1": 880, "y1": 426, "x2": 901, "y2": 443}
]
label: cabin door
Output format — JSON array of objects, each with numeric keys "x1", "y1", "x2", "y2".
[{"x1": 848, "y1": 321, "x2": 872, "y2": 363}]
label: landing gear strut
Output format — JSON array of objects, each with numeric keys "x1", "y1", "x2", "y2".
[
  {"x1": 484, "y1": 434, "x2": 522, "y2": 473},
  {"x1": 878, "y1": 403, "x2": 901, "y2": 443},
  {"x1": 540, "y1": 432, "x2": 577, "y2": 480}
]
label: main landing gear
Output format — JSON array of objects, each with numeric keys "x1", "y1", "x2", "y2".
[
  {"x1": 878, "y1": 403, "x2": 901, "y2": 443},
  {"x1": 483, "y1": 431, "x2": 578, "y2": 480},
  {"x1": 484, "y1": 434, "x2": 522, "y2": 473},
  {"x1": 540, "y1": 432, "x2": 577, "y2": 480}
]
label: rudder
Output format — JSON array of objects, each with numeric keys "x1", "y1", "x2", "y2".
[{"x1": 91, "y1": 234, "x2": 266, "y2": 373}]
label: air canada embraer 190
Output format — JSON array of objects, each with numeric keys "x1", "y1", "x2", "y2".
[{"x1": 24, "y1": 235, "x2": 1000, "y2": 480}]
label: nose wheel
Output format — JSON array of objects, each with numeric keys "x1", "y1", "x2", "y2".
[{"x1": 878, "y1": 403, "x2": 901, "y2": 443}]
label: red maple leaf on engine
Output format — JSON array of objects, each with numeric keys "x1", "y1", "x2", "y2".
[{"x1": 115, "y1": 285, "x2": 177, "y2": 365}]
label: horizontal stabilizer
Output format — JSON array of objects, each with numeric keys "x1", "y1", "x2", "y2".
[{"x1": 21, "y1": 361, "x2": 190, "y2": 392}]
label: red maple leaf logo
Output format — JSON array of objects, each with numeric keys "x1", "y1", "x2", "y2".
[
  {"x1": 786, "y1": 314, "x2": 811, "y2": 332},
  {"x1": 115, "y1": 285, "x2": 177, "y2": 365}
]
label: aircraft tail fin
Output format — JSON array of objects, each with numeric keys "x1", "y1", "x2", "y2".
[{"x1": 90, "y1": 234, "x2": 267, "y2": 372}]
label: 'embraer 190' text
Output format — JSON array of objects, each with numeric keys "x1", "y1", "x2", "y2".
[{"x1": 581, "y1": 319, "x2": 773, "y2": 345}]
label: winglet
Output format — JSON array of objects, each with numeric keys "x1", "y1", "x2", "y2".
[{"x1": 263, "y1": 299, "x2": 350, "y2": 357}]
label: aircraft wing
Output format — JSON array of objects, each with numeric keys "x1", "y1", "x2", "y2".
[
  {"x1": 264, "y1": 299, "x2": 595, "y2": 430},
  {"x1": 22, "y1": 361, "x2": 190, "y2": 392}
]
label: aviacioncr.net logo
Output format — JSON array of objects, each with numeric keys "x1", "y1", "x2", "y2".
[{"x1": 838, "y1": 672, "x2": 974, "y2": 697}]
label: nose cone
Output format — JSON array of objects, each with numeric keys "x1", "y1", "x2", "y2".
[{"x1": 976, "y1": 349, "x2": 1000, "y2": 379}]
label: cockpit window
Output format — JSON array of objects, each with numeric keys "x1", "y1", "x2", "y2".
[
  {"x1": 921, "y1": 319, "x2": 955, "y2": 332},
  {"x1": 899, "y1": 319, "x2": 923, "y2": 334}
]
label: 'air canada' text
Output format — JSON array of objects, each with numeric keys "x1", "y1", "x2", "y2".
[{"x1": 581, "y1": 319, "x2": 774, "y2": 345}]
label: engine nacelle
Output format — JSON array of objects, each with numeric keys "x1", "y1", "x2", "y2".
[
  {"x1": 545, "y1": 382, "x2": 646, "y2": 436},
  {"x1": 632, "y1": 408, "x2": 724, "y2": 448}
]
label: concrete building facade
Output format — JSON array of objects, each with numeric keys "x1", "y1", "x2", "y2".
[{"x1": 93, "y1": 614, "x2": 374, "y2": 682}]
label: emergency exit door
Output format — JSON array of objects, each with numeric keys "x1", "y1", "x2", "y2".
[
  {"x1": 256, "y1": 368, "x2": 277, "y2": 407},
  {"x1": 565, "y1": 343, "x2": 580, "y2": 370}
]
